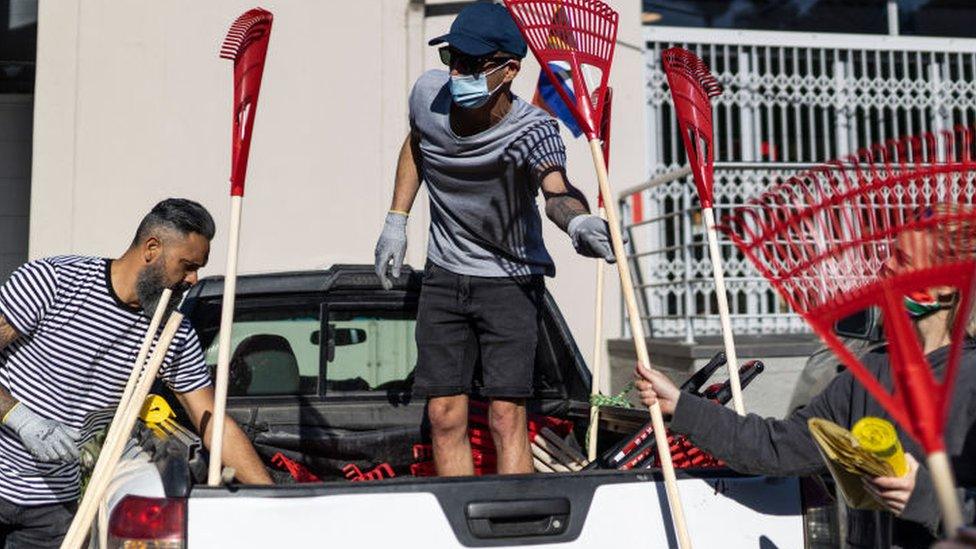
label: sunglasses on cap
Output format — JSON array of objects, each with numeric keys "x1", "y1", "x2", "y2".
[{"x1": 438, "y1": 47, "x2": 515, "y2": 74}]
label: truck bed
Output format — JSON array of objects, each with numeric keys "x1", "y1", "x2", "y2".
[{"x1": 94, "y1": 266, "x2": 814, "y2": 547}]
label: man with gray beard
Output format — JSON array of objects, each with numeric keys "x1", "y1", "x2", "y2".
[{"x1": 0, "y1": 198, "x2": 270, "y2": 547}]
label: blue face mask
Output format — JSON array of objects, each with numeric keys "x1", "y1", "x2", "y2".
[{"x1": 449, "y1": 62, "x2": 508, "y2": 109}]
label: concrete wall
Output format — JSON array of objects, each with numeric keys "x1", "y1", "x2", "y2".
[
  {"x1": 0, "y1": 95, "x2": 32, "y2": 280},
  {"x1": 607, "y1": 334, "x2": 821, "y2": 419},
  {"x1": 30, "y1": 1, "x2": 647, "y2": 388}
]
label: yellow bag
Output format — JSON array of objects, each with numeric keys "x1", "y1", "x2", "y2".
[
  {"x1": 808, "y1": 417, "x2": 907, "y2": 510},
  {"x1": 852, "y1": 417, "x2": 908, "y2": 477}
]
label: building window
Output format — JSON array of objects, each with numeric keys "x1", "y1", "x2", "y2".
[
  {"x1": 643, "y1": 0, "x2": 976, "y2": 39},
  {"x1": 643, "y1": 0, "x2": 888, "y2": 34},
  {"x1": 1, "y1": 0, "x2": 37, "y2": 94},
  {"x1": 898, "y1": 1, "x2": 976, "y2": 38}
]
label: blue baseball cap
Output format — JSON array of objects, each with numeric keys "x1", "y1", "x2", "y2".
[{"x1": 429, "y1": 2, "x2": 527, "y2": 58}]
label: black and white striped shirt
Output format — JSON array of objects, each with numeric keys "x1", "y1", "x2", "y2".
[{"x1": 0, "y1": 256, "x2": 211, "y2": 505}]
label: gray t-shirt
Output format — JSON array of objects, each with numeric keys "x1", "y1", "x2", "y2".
[{"x1": 409, "y1": 69, "x2": 566, "y2": 277}]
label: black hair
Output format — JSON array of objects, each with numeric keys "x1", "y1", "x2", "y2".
[{"x1": 132, "y1": 198, "x2": 216, "y2": 246}]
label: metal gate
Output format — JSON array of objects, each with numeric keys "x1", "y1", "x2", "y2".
[{"x1": 623, "y1": 26, "x2": 976, "y2": 341}]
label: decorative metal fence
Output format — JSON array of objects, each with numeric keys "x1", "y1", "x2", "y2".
[{"x1": 622, "y1": 27, "x2": 976, "y2": 341}]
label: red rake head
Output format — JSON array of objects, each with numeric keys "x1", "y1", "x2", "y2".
[
  {"x1": 597, "y1": 86, "x2": 612, "y2": 208},
  {"x1": 504, "y1": 0, "x2": 617, "y2": 139},
  {"x1": 721, "y1": 127, "x2": 976, "y2": 453},
  {"x1": 661, "y1": 47, "x2": 723, "y2": 208},
  {"x1": 220, "y1": 8, "x2": 273, "y2": 197}
]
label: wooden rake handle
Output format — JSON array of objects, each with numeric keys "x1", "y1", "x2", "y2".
[
  {"x1": 587, "y1": 206, "x2": 608, "y2": 462},
  {"x1": 587, "y1": 139, "x2": 692, "y2": 548},
  {"x1": 61, "y1": 311, "x2": 184, "y2": 549},
  {"x1": 208, "y1": 194, "x2": 244, "y2": 485},
  {"x1": 110, "y1": 289, "x2": 172, "y2": 432},
  {"x1": 927, "y1": 451, "x2": 964, "y2": 535},
  {"x1": 62, "y1": 288, "x2": 171, "y2": 546},
  {"x1": 701, "y1": 207, "x2": 746, "y2": 416}
]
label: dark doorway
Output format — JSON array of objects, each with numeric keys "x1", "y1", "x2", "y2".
[{"x1": 0, "y1": 0, "x2": 37, "y2": 280}]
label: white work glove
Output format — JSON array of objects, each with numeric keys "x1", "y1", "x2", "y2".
[
  {"x1": 4, "y1": 403, "x2": 80, "y2": 463},
  {"x1": 374, "y1": 212, "x2": 408, "y2": 290},
  {"x1": 568, "y1": 214, "x2": 627, "y2": 263}
]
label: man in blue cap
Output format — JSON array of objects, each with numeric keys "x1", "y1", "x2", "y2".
[{"x1": 373, "y1": 2, "x2": 616, "y2": 476}]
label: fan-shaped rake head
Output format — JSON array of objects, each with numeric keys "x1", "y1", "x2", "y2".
[
  {"x1": 504, "y1": 0, "x2": 617, "y2": 139},
  {"x1": 220, "y1": 7, "x2": 273, "y2": 196},
  {"x1": 661, "y1": 47, "x2": 723, "y2": 208},
  {"x1": 721, "y1": 127, "x2": 976, "y2": 453}
]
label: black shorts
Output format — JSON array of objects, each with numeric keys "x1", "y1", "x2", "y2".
[{"x1": 413, "y1": 262, "x2": 544, "y2": 399}]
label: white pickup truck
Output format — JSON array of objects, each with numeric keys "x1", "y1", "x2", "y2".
[{"x1": 89, "y1": 265, "x2": 833, "y2": 548}]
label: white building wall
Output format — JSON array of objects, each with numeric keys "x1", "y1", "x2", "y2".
[{"x1": 30, "y1": 0, "x2": 646, "y2": 388}]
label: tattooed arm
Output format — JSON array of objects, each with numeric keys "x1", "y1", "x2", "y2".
[
  {"x1": 0, "y1": 313, "x2": 21, "y2": 418},
  {"x1": 541, "y1": 169, "x2": 621, "y2": 262},
  {"x1": 541, "y1": 170, "x2": 590, "y2": 232}
]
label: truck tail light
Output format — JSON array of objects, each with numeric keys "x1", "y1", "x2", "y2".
[{"x1": 107, "y1": 495, "x2": 186, "y2": 549}]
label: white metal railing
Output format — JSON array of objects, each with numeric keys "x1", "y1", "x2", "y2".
[{"x1": 623, "y1": 27, "x2": 976, "y2": 340}]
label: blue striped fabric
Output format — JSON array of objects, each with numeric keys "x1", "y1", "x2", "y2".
[
  {"x1": 534, "y1": 62, "x2": 583, "y2": 138},
  {"x1": 0, "y1": 256, "x2": 210, "y2": 505}
]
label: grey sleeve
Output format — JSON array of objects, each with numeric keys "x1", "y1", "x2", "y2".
[
  {"x1": 901, "y1": 374, "x2": 976, "y2": 536},
  {"x1": 669, "y1": 370, "x2": 856, "y2": 476},
  {"x1": 409, "y1": 69, "x2": 448, "y2": 132}
]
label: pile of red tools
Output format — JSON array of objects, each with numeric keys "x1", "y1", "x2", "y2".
[
  {"x1": 270, "y1": 453, "x2": 398, "y2": 483},
  {"x1": 586, "y1": 353, "x2": 764, "y2": 471},
  {"x1": 270, "y1": 452, "x2": 321, "y2": 483},
  {"x1": 271, "y1": 354, "x2": 759, "y2": 481},
  {"x1": 411, "y1": 402, "x2": 585, "y2": 476},
  {"x1": 342, "y1": 462, "x2": 396, "y2": 482}
]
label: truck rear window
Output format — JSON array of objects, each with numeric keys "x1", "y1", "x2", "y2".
[
  {"x1": 325, "y1": 309, "x2": 417, "y2": 393},
  {"x1": 202, "y1": 306, "x2": 320, "y2": 396}
]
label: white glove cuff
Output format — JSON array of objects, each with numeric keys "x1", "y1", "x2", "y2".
[{"x1": 3, "y1": 402, "x2": 29, "y2": 430}]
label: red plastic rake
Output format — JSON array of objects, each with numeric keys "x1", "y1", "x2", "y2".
[
  {"x1": 661, "y1": 48, "x2": 722, "y2": 209},
  {"x1": 220, "y1": 7, "x2": 273, "y2": 196},
  {"x1": 720, "y1": 127, "x2": 976, "y2": 533},
  {"x1": 506, "y1": 0, "x2": 615, "y2": 139},
  {"x1": 209, "y1": 7, "x2": 273, "y2": 487},
  {"x1": 662, "y1": 47, "x2": 746, "y2": 416},
  {"x1": 504, "y1": 1, "x2": 691, "y2": 545}
]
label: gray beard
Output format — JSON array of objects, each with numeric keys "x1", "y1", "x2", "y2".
[{"x1": 136, "y1": 261, "x2": 188, "y2": 319}]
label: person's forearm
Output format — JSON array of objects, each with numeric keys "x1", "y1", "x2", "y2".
[
  {"x1": 217, "y1": 417, "x2": 273, "y2": 484},
  {"x1": 545, "y1": 194, "x2": 589, "y2": 232},
  {"x1": 178, "y1": 387, "x2": 272, "y2": 484},
  {"x1": 0, "y1": 313, "x2": 19, "y2": 355},
  {"x1": 671, "y1": 394, "x2": 826, "y2": 477},
  {"x1": 0, "y1": 385, "x2": 18, "y2": 421},
  {"x1": 197, "y1": 411, "x2": 271, "y2": 484},
  {"x1": 542, "y1": 174, "x2": 590, "y2": 232},
  {"x1": 390, "y1": 133, "x2": 422, "y2": 214}
]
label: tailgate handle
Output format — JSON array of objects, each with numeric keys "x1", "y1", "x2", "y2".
[{"x1": 466, "y1": 498, "x2": 570, "y2": 539}]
